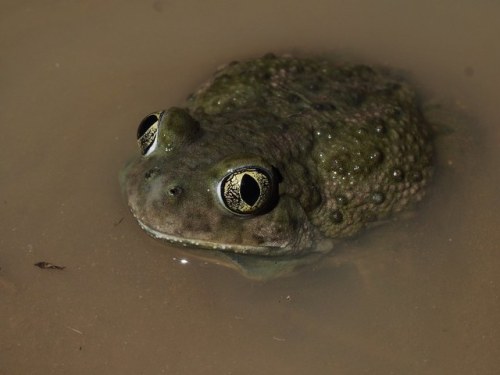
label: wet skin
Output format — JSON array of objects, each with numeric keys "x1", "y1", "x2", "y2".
[{"x1": 121, "y1": 54, "x2": 432, "y2": 274}]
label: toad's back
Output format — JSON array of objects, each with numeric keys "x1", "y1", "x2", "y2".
[{"x1": 186, "y1": 55, "x2": 432, "y2": 240}]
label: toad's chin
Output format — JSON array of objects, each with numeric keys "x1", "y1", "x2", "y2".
[{"x1": 136, "y1": 218, "x2": 289, "y2": 256}]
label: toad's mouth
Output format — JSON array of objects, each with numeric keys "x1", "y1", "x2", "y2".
[{"x1": 137, "y1": 219, "x2": 288, "y2": 256}]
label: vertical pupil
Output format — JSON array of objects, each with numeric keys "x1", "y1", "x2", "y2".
[{"x1": 240, "y1": 174, "x2": 260, "y2": 206}]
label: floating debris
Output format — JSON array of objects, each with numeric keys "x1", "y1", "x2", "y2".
[{"x1": 34, "y1": 261, "x2": 65, "y2": 270}]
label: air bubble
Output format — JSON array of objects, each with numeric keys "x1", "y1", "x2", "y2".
[
  {"x1": 391, "y1": 168, "x2": 404, "y2": 182},
  {"x1": 369, "y1": 149, "x2": 383, "y2": 164},
  {"x1": 375, "y1": 124, "x2": 386, "y2": 134}
]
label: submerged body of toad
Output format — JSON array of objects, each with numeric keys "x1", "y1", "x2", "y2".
[{"x1": 121, "y1": 55, "x2": 432, "y2": 269}]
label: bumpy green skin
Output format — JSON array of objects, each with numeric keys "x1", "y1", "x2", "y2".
[{"x1": 121, "y1": 54, "x2": 432, "y2": 260}]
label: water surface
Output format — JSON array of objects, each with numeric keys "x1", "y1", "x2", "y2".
[{"x1": 1, "y1": 1, "x2": 499, "y2": 374}]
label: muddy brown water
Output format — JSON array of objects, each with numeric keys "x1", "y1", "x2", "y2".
[{"x1": 1, "y1": 1, "x2": 499, "y2": 374}]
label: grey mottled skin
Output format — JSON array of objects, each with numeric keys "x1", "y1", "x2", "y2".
[{"x1": 121, "y1": 54, "x2": 432, "y2": 263}]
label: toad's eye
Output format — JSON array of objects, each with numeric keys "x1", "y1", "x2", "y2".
[
  {"x1": 137, "y1": 111, "x2": 163, "y2": 156},
  {"x1": 219, "y1": 167, "x2": 278, "y2": 215}
]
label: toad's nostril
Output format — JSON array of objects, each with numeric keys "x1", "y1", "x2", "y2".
[{"x1": 168, "y1": 186, "x2": 183, "y2": 197}]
